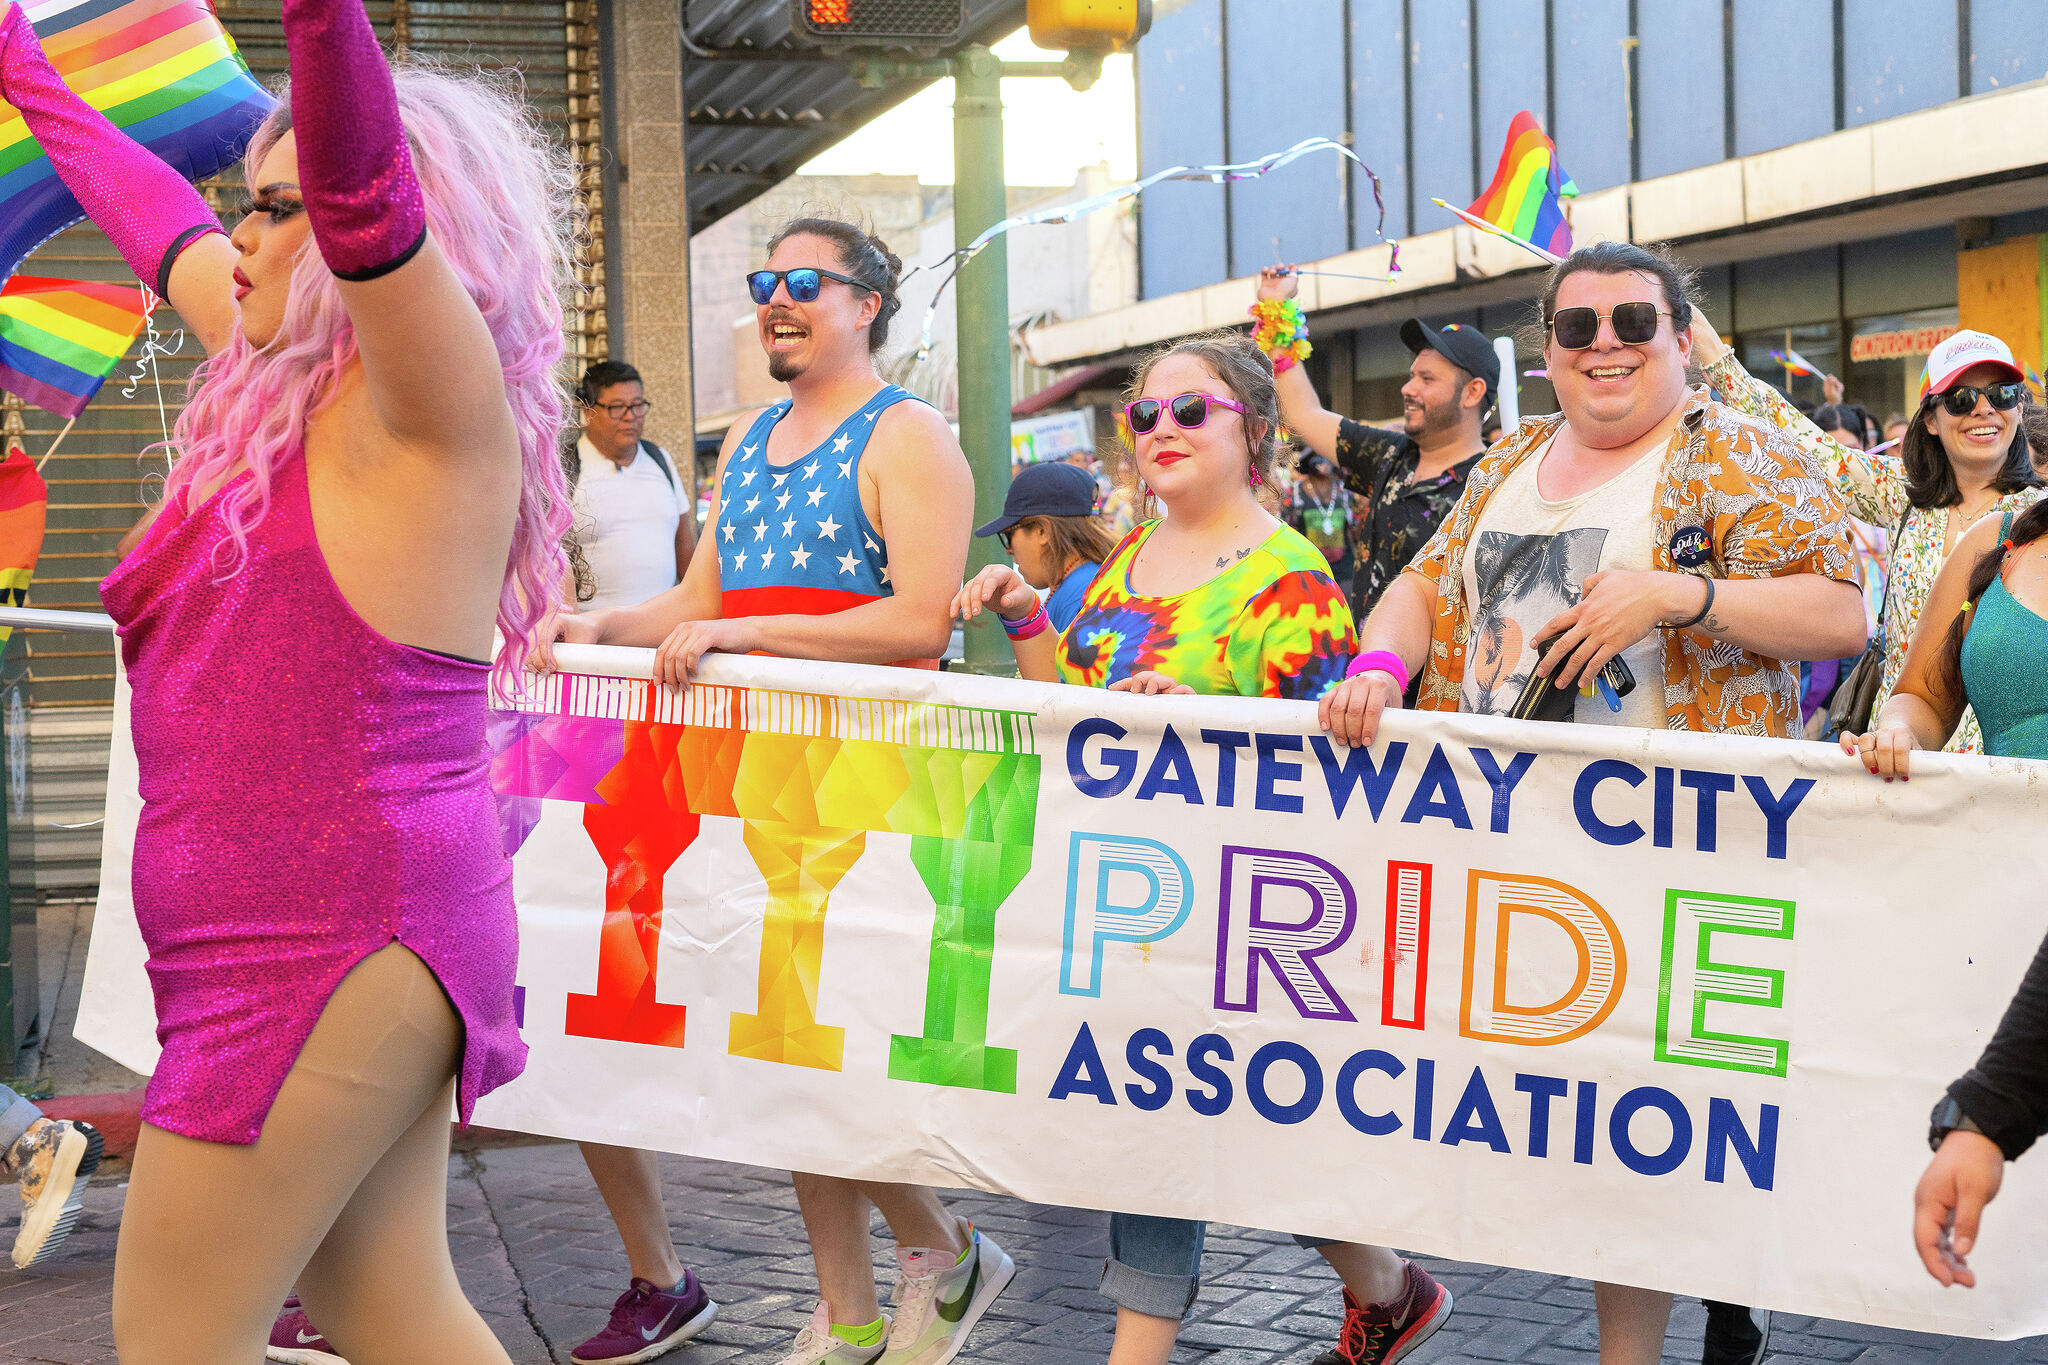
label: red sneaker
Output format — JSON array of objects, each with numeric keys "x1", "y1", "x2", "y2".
[
  {"x1": 267, "y1": 1296, "x2": 347, "y2": 1365},
  {"x1": 1313, "y1": 1261, "x2": 1453, "y2": 1365}
]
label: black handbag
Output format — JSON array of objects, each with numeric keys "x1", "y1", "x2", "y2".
[{"x1": 1822, "y1": 509, "x2": 1908, "y2": 739}]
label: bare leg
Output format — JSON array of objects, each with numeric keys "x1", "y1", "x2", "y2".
[
  {"x1": 1106, "y1": 1306, "x2": 1181, "y2": 1365},
  {"x1": 864, "y1": 1182, "x2": 966, "y2": 1255},
  {"x1": 1595, "y1": 1282, "x2": 1674, "y2": 1365},
  {"x1": 578, "y1": 1142, "x2": 687, "y2": 1287},
  {"x1": 112, "y1": 945, "x2": 507, "y2": 1365},
  {"x1": 1314, "y1": 1243, "x2": 1408, "y2": 1305},
  {"x1": 794, "y1": 1171, "x2": 883, "y2": 1325}
]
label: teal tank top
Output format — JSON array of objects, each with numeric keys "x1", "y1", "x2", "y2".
[{"x1": 1961, "y1": 575, "x2": 2048, "y2": 760}]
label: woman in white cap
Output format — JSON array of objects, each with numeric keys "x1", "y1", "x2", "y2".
[{"x1": 1691, "y1": 323, "x2": 2044, "y2": 749}]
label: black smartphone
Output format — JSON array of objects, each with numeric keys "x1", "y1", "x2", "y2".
[{"x1": 1509, "y1": 634, "x2": 1635, "y2": 722}]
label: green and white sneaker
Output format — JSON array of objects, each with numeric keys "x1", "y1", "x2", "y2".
[
  {"x1": 775, "y1": 1304, "x2": 890, "y2": 1365},
  {"x1": 879, "y1": 1224, "x2": 1015, "y2": 1365}
]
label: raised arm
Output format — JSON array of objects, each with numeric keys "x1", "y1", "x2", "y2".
[
  {"x1": 1254, "y1": 267, "x2": 1341, "y2": 457},
  {"x1": 1689, "y1": 314, "x2": 1907, "y2": 525},
  {"x1": 280, "y1": 0, "x2": 509, "y2": 455},
  {"x1": 0, "y1": 3, "x2": 243, "y2": 353}
]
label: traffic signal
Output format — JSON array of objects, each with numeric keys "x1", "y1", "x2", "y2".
[
  {"x1": 1026, "y1": 0, "x2": 1151, "y2": 50},
  {"x1": 790, "y1": 0, "x2": 969, "y2": 46}
]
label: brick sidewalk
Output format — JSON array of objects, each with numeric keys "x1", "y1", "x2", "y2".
[{"x1": 5, "y1": 1138, "x2": 2046, "y2": 1364}]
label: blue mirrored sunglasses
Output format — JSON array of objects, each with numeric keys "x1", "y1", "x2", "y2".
[{"x1": 746, "y1": 267, "x2": 870, "y2": 306}]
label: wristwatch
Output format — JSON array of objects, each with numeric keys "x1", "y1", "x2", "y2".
[{"x1": 1928, "y1": 1096, "x2": 1989, "y2": 1153}]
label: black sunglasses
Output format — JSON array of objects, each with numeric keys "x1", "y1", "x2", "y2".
[
  {"x1": 746, "y1": 268, "x2": 871, "y2": 306},
  {"x1": 1932, "y1": 382, "x2": 2026, "y2": 416},
  {"x1": 1547, "y1": 302, "x2": 1670, "y2": 350}
]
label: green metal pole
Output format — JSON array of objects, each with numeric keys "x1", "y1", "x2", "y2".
[{"x1": 951, "y1": 45, "x2": 1015, "y2": 677}]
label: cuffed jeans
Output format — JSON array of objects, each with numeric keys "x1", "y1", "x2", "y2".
[
  {"x1": 0, "y1": 1083, "x2": 42, "y2": 1158},
  {"x1": 1100, "y1": 1214, "x2": 1338, "y2": 1319}
]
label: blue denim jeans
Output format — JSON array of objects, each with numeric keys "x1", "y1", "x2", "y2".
[
  {"x1": 0, "y1": 1083, "x2": 41, "y2": 1158},
  {"x1": 1100, "y1": 1214, "x2": 1338, "y2": 1319}
]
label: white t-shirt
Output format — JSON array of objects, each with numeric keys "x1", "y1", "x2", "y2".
[
  {"x1": 1459, "y1": 435, "x2": 1671, "y2": 728},
  {"x1": 570, "y1": 436, "x2": 685, "y2": 611}
]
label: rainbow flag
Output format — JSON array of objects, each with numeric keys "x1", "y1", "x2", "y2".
[
  {"x1": 0, "y1": 444, "x2": 49, "y2": 646},
  {"x1": 0, "y1": 0, "x2": 274, "y2": 285},
  {"x1": 0, "y1": 275, "x2": 148, "y2": 418},
  {"x1": 1467, "y1": 111, "x2": 1577, "y2": 260},
  {"x1": 1770, "y1": 348, "x2": 1818, "y2": 379}
]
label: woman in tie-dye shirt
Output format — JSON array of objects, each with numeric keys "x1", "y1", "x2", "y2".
[{"x1": 951, "y1": 334, "x2": 1453, "y2": 1365}]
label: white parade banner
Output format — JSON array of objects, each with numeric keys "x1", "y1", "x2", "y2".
[{"x1": 78, "y1": 647, "x2": 2048, "y2": 1339}]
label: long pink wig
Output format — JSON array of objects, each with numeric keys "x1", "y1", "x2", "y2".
[{"x1": 164, "y1": 60, "x2": 576, "y2": 690}]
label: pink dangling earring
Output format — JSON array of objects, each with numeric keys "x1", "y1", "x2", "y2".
[
  {"x1": 1249, "y1": 465, "x2": 1263, "y2": 487},
  {"x1": 1141, "y1": 480, "x2": 1152, "y2": 498}
]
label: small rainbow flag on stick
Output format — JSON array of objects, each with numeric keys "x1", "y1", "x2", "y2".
[
  {"x1": 1443, "y1": 110, "x2": 1578, "y2": 264},
  {"x1": 0, "y1": 0, "x2": 274, "y2": 285},
  {"x1": 0, "y1": 275, "x2": 149, "y2": 418},
  {"x1": 1770, "y1": 348, "x2": 1819, "y2": 378}
]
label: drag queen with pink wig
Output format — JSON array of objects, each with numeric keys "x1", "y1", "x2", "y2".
[{"x1": 0, "y1": 0, "x2": 572, "y2": 1356}]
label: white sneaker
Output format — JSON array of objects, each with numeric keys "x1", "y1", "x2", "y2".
[
  {"x1": 879, "y1": 1224, "x2": 1016, "y2": 1365},
  {"x1": 776, "y1": 1303, "x2": 890, "y2": 1365}
]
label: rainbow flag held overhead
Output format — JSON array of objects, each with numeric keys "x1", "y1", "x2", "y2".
[
  {"x1": 0, "y1": 274, "x2": 148, "y2": 418},
  {"x1": 1770, "y1": 348, "x2": 1819, "y2": 379},
  {"x1": 1467, "y1": 110, "x2": 1577, "y2": 260},
  {"x1": 0, "y1": 0, "x2": 275, "y2": 285}
]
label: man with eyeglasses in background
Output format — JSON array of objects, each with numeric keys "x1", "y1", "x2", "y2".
[
  {"x1": 567, "y1": 359, "x2": 696, "y2": 610},
  {"x1": 1321, "y1": 240, "x2": 1868, "y2": 1365}
]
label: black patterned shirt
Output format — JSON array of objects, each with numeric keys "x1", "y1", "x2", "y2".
[{"x1": 1333, "y1": 418, "x2": 1485, "y2": 614}]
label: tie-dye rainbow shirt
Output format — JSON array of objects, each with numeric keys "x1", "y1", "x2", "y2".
[{"x1": 1055, "y1": 519, "x2": 1358, "y2": 700}]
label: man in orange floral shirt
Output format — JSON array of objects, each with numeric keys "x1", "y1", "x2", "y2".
[{"x1": 1319, "y1": 240, "x2": 1867, "y2": 1365}]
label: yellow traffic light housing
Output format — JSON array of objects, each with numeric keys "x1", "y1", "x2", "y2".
[{"x1": 1026, "y1": 0, "x2": 1151, "y2": 52}]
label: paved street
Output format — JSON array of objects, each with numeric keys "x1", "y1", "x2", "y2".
[{"x1": 6, "y1": 905, "x2": 2048, "y2": 1364}]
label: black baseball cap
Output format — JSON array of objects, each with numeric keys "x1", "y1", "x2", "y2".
[
  {"x1": 1401, "y1": 318, "x2": 1500, "y2": 409},
  {"x1": 975, "y1": 460, "x2": 1099, "y2": 537}
]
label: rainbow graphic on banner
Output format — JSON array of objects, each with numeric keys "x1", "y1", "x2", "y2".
[
  {"x1": 1467, "y1": 110, "x2": 1577, "y2": 260},
  {"x1": 0, "y1": 274, "x2": 147, "y2": 417},
  {"x1": 490, "y1": 675, "x2": 1042, "y2": 1093},
  {"x1": 0, "y1": 0, "x2": 274, "y2": 284},
  {"x1": 0, "y1": 443, "x2": 49, "y2": 646}
]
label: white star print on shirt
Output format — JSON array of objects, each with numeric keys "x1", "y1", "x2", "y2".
[
  {"x1": 789, "y1": 545, "x2": 812, "y2": 569},
  {"x1": 753, "y1": 522, "x2": 769, "y2": 541},
  {"x1": 776, "y1": 491, "x2": 791, "y2": 510},
  {"x1": 805, "y1": 487, "x2": 827, "y2": 507},
  {"x1": 879, "y1": 565, "x2": 891, "y2": 584},
  {"x1": 781, "y1": 515, "x2": 798, "y2": 537},
  {"x1": 837, "y1": 549, "x2": 860, "y2": 575},
  {"x1": 832, "y1": 432, "x2": 851, "y2": 455},
  {"x1": 721, "y1": 522, "x2": 735, "y2": 542},
  {"x1": 733, "y1": 550, "x2": 749, "y2": 570},
  {"x1": 772, "y1": 471, "x2": 789, "y2": 487},
  {"x1": 743, "y1": 496, "x2": 761, "y2": 514},
  {"x1": 740, "y1": 467, "x2": 758, "y2": 486},
  {"x1": 837, "y1": 459, "x2": 853, "y2": 479},
  {"x1": 759, "y1": 548, "x2": 775, "y2": 569},
  {"x1": 816, "y1": 515, "x2": 841, "y2": 541}
]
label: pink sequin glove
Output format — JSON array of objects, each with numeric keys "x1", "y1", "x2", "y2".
[
  {"x1": 282, "y1": 0, "x2": 425, "y2": 281},
  {"x1": 0, "y1": 2, "x2": 225, "y2": 293}
]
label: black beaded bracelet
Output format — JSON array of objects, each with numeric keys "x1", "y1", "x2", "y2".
[{"x1": 1665, "y1": 574, "x2": 1714, "y2": 630}]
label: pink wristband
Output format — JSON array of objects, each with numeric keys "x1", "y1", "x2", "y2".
[
  {"x1": 1346, "y1": 649, "x2": 1409, "y2": 691},
  {"x1": 1002, "y1": 603, "x2": 1051, "y2": 640}
]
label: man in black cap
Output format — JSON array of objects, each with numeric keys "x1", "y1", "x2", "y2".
[{"x1": 1256, "y1": 267, "x2": 1499, "y2": 616}]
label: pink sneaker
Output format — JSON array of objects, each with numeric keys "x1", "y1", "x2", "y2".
[
  {"x1": 266, "y1": 1296, "x2": 346, "y2": 1365},
  {"x1": 570, "y1": 1271, "x2": 719, "y2": 1365},
  {"x1": 1313, "y1": 1261, "x2": 1453, "y2": 1365}
]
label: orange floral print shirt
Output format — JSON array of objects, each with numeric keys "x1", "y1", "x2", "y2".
[{"x1": 1402, "y1": 386, "x2": 1858, "y2": 738}]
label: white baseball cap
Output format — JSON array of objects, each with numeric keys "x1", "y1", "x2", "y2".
[{"x1": 1920, "y1": 329, "x2": 2026, "y2": 397}]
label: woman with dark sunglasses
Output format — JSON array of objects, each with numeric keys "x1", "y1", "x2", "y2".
[
  {"x1": 953, "y1": 333, "x2": 1453, "y2": 1365},
  {"x1": 1693, "y1": 323, "x2": 2044, "y2": 750}
]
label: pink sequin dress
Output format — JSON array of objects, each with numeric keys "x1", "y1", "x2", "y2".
[{"x1": 100, "y1": 452, "x2": 526, "y2": 1145}]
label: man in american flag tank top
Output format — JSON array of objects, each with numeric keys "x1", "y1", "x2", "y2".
[{"x1": 549, "y1": 218, "x2": 1011, "y2": 1365}]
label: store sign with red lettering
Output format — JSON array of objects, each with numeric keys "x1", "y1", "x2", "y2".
[{"x1": 1851, "y1": 325, "x2": 1959, "y2": 363}]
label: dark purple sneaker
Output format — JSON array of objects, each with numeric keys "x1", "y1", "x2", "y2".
[
  {"x1": 570, "y1": 1271, "x2": 719, "y2": 1365},
  {"x1": 266, "y1": 1296, "x2": 347, "y2": 1364}
]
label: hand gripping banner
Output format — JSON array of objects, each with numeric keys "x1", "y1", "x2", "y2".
[{"x1": 79, "y1": 647, "x2": 2048, "y2": 1338}]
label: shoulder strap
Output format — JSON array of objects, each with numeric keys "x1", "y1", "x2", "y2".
[
  {"x1": 637, "y1": 439, "x2": 677, "y2": 492},
  {"x1": 2000, "y1": 508, "x2": 2016, "y2": 542}
]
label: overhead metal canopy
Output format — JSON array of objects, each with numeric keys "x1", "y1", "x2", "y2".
[{"x1": 681, "y1": 0, "x2": 1025, "y2": 233}]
